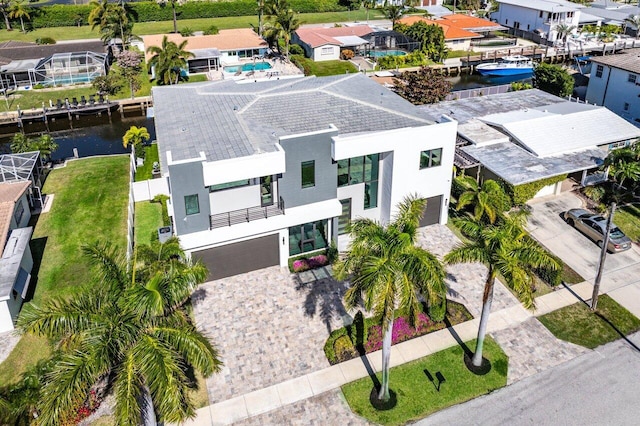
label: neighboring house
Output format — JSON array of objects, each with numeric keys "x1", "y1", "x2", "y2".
[
  {"x1": 420, "y1": 89, "x2": 640, "y2": 196},
  {"x1": 141, "y1": 29, "x2": 269, "y2": 74},
  {"x1": 0, "y1": 181, "x2": 34, "y2": 333},
  {"x1": 583, "y1": 1, "x2": 640, "y2": 34},
  {"x1": 293, "y1": 26, "x2": 374, "y2": 61},
  {"x1": 491, "y1": 0, "x2": 583, "y2": 43},
  {"x1": 398, "y1": 14, "x2": 505, "y2": 51},
  {"x1": 152, "y1": 74, "x2": 457, "y2": 281},
  {"x1": 0, "y1": 40, "x2": 110, "y2": 89},
  {"x1": 586, "y1": 48, "x2": 640, "y2": 127}
]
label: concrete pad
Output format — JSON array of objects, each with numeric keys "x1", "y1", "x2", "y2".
[
  {"x1": 186, "y1": 396, "x2": 248, "y2": 426},
  {"x1": 41, "y1": 194, "x2": 54, "y2": 213},
  {"x1": 389, "y1": 345, "x2": 407, "y2": 368},
  {"x1": 532, "y1": 297, "x2": 555, "y2": 316},
  {"x1": 551, "y1": 288, "x2": 582, "y2": 305},
  {"x1": 486, "y1": 311, "x2": 511, "y2": 333},
  {"x1": 422, "y1": 329, "x2": 458, "y2": 353},
  {"x1": 499, "y1": 304, "x2": 533, "y2": 325},
  {"x1": 535, "y1": 292, "x2": 575, "y2": 313},
  {"x1": 608, "y1": 284, "x2": 640, "y2": 319},
  {"x1": 338, "y1": 356, "x2": 371, "y2": 383},
  {"x1": 451, "y1": 319, "x2": 480, "y2": 341},
  {"x1": 276, "y1": 375, "x2": 313, "y2": 406},
  {"x1": 395, "y1": 335, "x2": 430, "y2": 362},
  {"x1": 568, "y1": 281, "x2": 593, "y2": 301},
  {"x1": 306, "y1": 366, "x2": 346, "y2": 395},
  {"x1": 243, "y1": 386, "x2": 282, "y2": 417}
]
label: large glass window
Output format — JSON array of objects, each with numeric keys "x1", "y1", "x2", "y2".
[
  {"x1": 301, "y1": 160, "x2": 315, "y2": 188},
  {"x1": 420, "y1": 148, "x2": 442, "y2": 169},
  {"x1": 209, "y1": 179, "x2": 250, "y2": 192},
  {"x1": 260, "y1": 176, "x2": 273, "y2": 206},
  {"x1": 338, "y1": 154, "x2": 380, "y2": 209},
  {"x1": 338, "y1": 199, "x2": 351, "y2": 235},
  {"x1": 184, "y1": 194, "x2": 200, "y2": 215},
  {"x1": 289, "y1": 220, "x2": 328, "y2": 256}
]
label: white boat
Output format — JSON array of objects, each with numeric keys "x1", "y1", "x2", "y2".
[{"x1": 476, "y1": 55, "x2": 534, "y2": 76}]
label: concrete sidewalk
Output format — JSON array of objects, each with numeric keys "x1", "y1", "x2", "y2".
[{"x1": 182, "y1": 277, "x2": 640, "y2": 426}]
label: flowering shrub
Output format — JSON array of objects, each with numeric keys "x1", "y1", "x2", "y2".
[
  {"x1": 60, "y1": 389, "x2": 101, "y2": 426},
  {"x1": 308, "y1": 254, "x2": 329, "y2": 268},
  {"x1": 365, "y1": 313, "x2": 435, "y2": 353},
  {"x1": 292, "y1": 259, "x2": 310, "y2": 272}
]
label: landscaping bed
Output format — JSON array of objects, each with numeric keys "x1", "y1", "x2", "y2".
[
  {"x1": 324, "y1": 301, "x2": 473, "y2": 365},
  {"x1": 341, "y1": 337, "x2": 508, "y2": 426},
  {"x1": 538, "y1": 295, "x2": 640, "y2": 349}
]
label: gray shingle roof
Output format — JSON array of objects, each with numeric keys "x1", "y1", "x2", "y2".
[
  {"x1": 153, "y1": 74, "x2": 433, "y2": 164},
  {"x1": 590, "y1": 48, "x2": 640, "y2": 74}
]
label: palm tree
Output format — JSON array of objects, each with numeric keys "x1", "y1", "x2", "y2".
[
  {"x1": 455, "y1": 176, "x2": 508, "y2": 224},
  {"x1": 363, "y1": 0, "x2": 375, "y2": 22},
  {"x1": 554, "y1": 23, "x2": 576, "y2": 44},
  {"x1": 9, "y1": 132, "x2": 30, "y2": 153},
  {"x1": 146, "y1": 35, "x2": 194, "y2": 85},
  {"x1": 444, "y1": 215, "x2": 559, "y2": 368},
  {"x1": 257, "y1": 0, "x2": 265, "y2": 36},
  {"x1": 0, "y1": 357, "x2": 55, "y2": 425},
  {"x1": 89, "y1": 0, "x2": 134, "y2": 47},
  {"x1": 264, "y1": 0, "x2": 300, "y2": 57},
  {"x1": 17, "y1": 241, "x2": 221, "y2": 426},
  {"x1": 157, "y1": 0, "x2": 183, "y2": 34},
  {"x1": 274, "y1": 7, "x2": 300, "y2": 57},
  {"x1": 0, "y1": 0, "x2": 12, "y2": 31},
  {"x1": 625, "y1": 14, "x2": 640, "y2": 39},
  {"x1": 604, "y1": 144, "x2": 640, "y2": 190},
  {"x1": 10, "y1": 133, "x2": 58, "y2": 161},
  {"x1": 8, "y1": 0, "x2": 30, "y2": 33},
  {"x1": 384, "y1": 4, "x2": 404, "y2": 29},
  {"x1": 335, "y1": 195, "x2": 447, "y2": 402},
  {"x1": 123, "y1": 125, "x2": 150, "y2": 158}
]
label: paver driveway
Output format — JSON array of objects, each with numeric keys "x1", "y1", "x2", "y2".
[{"x1": 527, "y1": 192, "x2": 640, "y2": 293}]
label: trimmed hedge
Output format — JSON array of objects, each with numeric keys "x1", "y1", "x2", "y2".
[
  {"x1": 22, "y1": 0, "x2": 346, "y2": 29},
  {"x1": 502, "y1": 174, "x2": 567, "y2": 206}
]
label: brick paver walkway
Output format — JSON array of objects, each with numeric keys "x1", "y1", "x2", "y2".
[
  {"x1": 193, "y1": 266, "x2": 350, "y2": 404},
  {"x1": 491, "y1": 317, "x2": 587, "y2": 385}
]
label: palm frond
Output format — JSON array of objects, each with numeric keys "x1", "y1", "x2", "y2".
[
  {"x1": 152, "y1": 326, "x2": 222, "y2": 377},
  {"x1": 82, "y1": 242, "x2": 129, "y2": 292},
  {"x1": 113, "y1": 351, "x2": 145, "y2": 426}
]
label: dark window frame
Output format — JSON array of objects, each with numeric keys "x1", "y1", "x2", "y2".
[
  {"x1": 420, "y1": 148, "x2": 443, "y2": 169},
  {"x1": 596, "y1": 65, "x2": 603, "y2": 78},
  {"x1": 184, "y1": 194, "x2": 200, "y2": 216},
  {"x1": 301, "y1": 160, "x2": 315, "y2": 188},
  {"x1": 209, "y1": 179, "x2": 251, "y2": 192}
]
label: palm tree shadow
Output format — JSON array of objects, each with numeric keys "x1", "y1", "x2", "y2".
[
  {"x1": 444, "y1": 317, "x2": 473, "y2": 358},
  {"x1": 294, "y1": 268, "x2": 349, "y2": 334}
]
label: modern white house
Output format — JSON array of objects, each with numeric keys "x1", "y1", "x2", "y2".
[
  {"x1": 0, "y1": 181, "x2": 34, "y2": 333},
  {"x1": 491, "y1": 0, "x2": 583, "y2": 43},
  {"x1": 419, "y1": 89, "x2": 640, "y2": 196},
  {"x1": 586, "y1": 48, "x2": 640, "y2": 127},
  {"x1": 152, "y1": 74, "x2": 457, "y2": 280}
]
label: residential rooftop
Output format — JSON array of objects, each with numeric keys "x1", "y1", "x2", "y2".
[
  {"x1": 418, "y1": 89, "x2": 565, "y2": 124},
  {"x1": 590, "y1": 48, "x2": 640, "y2": 74},
  {"x1": 0, "y1": 227, "x2": 32, "y2": 300},
  {"x1": 0, "y1": 180, "x2": 30, "y2": 262},
  {"x1": 294, "y1": 25, "x2": 374, "y2": 48},
  {"x1": 153, "y1": 74, "x2": 433, "y2": 168},
  {"x1": 495, "y1": 0, "x2": 584, "y2": 13}
]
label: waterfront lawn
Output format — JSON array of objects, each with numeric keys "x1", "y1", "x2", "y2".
[
  {"x1": 291, "y1": 55, "x2": 358, "y2": 76},
  {"x1": 135, "y1": 201, "x2": 163, "y2": 246},
  {"x1": 135, "y1": 144, "x2": 159, "y2": 182},
  {"x1": 538, "y1": 295, "x2": 640, "y2": 349},
  {"x1": 33, "y1": 156, "x2": 130, "y2": 302},
  {"x1": 341, "y1": 337, "x2": 508, "y2": 426},
  {"x1": 0, "y1": 9, "x2": 380, "y2": 43}
]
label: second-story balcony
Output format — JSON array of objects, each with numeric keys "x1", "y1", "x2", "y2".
[{"x1": 210, "y1": 196, "x2": 285, "y2": 229}]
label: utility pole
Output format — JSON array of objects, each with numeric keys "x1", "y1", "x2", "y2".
[{"x1": 591, "y1": 202, "x2": 616, "y2": 311}]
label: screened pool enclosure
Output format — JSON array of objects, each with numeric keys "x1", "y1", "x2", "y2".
[{"x1": 27, "y1": 51, "x2": 109, "y2": 87}]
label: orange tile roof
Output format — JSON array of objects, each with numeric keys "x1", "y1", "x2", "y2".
[
  {"x1": 398, "y1": 16, "x2": 480, "y2": 40},
  {"x1": 440, "y1": 14, "x2": 503, "y2": 31},
  {"x1": 142, "y1": 29, "x2": 268, "y2": 62},
  {"x1": 0, "y1": 181, "x2": 30, "y2": 254},
  {"x1": 295, "y1": 25, "x2": 374, "y2": 48}
]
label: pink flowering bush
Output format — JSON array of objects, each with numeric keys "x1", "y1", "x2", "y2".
[
  {"x1": 365, "y1": 313, "x2": 434, "y2": 353},
  {"x1": 291, "y1": 254, "x2": 330, "y2": 272},
  {"x1": 308, "y1": 254, "x2": 329, "y2": 268},
  {"x1": 292, "y1": 259, "x2": 310, "y2": 272}
]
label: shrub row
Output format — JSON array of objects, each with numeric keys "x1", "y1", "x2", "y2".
[{"x1": 22, "y1": 0, "x2": 346, "y2": 29}]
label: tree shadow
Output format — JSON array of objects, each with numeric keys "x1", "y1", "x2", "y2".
[
  {"x1": 24, "y1": 236, "x2": 47, "y2": 302},
  {"x1": 444, "y1": 317, "x2": 473, "y2": 358},
  {"x1": 294, "y1": 268, "x2": 350, "y2": 334}
]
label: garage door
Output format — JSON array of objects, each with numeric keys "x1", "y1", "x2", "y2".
[
  {"x1": 419, "y1": 195, "x2": 443, "y2": 227},
  {"x1": 192, "y1": 234, "x2": 280, "y2": 281}
]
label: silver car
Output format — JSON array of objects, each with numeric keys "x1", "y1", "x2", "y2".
[{"x1": 563, "y1": 209, "x2": 632, "y2": 253}]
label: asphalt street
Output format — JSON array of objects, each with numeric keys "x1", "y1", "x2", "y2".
[{"x1": 416, "y1": 332, "x2": 640, "y2": 426}]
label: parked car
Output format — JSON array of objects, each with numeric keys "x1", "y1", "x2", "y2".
[{"x1": 563, "y1": 209, "x2": 632, "y2": 253}]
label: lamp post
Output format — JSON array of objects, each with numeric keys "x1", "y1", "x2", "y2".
[{"x1": 591, "y1": 202, "x2": 616, "y2": 311}]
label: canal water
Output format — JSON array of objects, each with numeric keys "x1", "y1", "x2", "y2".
[
  {"x1": 0, "y1": 113, "x2": 156, "y2": 162},
  {"x1": 448, "y1": 72, "x2": 532, "y2": 91}
]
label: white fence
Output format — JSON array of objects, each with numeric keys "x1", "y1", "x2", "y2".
[
  {"x1": 132, "y1": 178, "x2": 169, "y2": 202},
  {"x1": 126, "y1": 150, "x2": 136, "y2": 261}
]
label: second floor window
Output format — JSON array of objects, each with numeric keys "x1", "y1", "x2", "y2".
[
  {"x1": 628, "y1": 74, "x2": 637, "y2": 84},
  {"x1": 185, "y1": 194, "x2": 200, "y2": 215},
  {"x1": 420, "y1": 148, "x2": 442, "y2": 169},
  {"x1": 596, "y1": 65, "x2": 603, "y2": 78},
  {"x1": 301, "y1": 160, "x2": 315, "y2": 188}
]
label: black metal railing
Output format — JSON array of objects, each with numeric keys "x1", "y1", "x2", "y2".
[{"x1": 210, "y1": 196, "x2": 285, "y2": 229}]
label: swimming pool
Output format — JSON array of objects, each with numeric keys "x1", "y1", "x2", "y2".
[
  {"x1": 223, "y1": 62, "x2": 273, "y2": 73},
  {"x1": 368, "y1": 50, "x2": 407, "y2": 58}
]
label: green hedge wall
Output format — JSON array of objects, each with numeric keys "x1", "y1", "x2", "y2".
[
  {"x1": 503, "y1": 174, "x2": 568, "y2": 206},
  {"x1": 25, "y1": 0, "x2": 346, "y2": 29}
]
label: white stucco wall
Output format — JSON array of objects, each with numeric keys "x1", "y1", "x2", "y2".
[
  {"x1": 493, "y1": 2, "x2": 580, "y2": 41},
  {"x1": 0, "y1": 299, "x2": 13, "y2": 332},
  {"x1": 313, "y1": 45, "x2": 340, "y2": 61},
  {"x1": 586, "y1": 65, "x2": 640, "y2": 125}
]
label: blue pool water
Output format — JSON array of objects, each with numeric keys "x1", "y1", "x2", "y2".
[
  {"x1": 368, "y1": 50, "x2": 407, "y2": 58},
  {"x1": 223, "y1": 62, "x2": 273, "y2": 73}
]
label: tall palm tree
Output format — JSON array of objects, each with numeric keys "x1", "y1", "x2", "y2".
[
  {"x1": 384, "y1": 4, "x2": 404, "y2": 29},
  {"x1": 146, "y1": 35, "x2": 194, "y2": 84},
  {"x1": 89, "y1": 0, "x2": 134, "y2": 47},
  {"x1": 156, "y1": 0, "x2": 183, "y2": 34},
  {"x1": 274, "y1": 7, "x2": 300, "y2": 57},
  {"x1": 257, "y1": 0, "x2": 265, "y2": 36},
  {"x1": 625, "y1": 14, "x2": 640, "y2": 39},
  {"x1": 8, "y1": 0, "x2": 30, "y2": 33},
  {"x1": 363, "y1": 0, "x2": 375, "y2": 22},
  {"x1": 10, "y1": 133, "x2": 58, "y2": 161},
  {"x1": 335, "y1": 195, "x2": 447, "y2": 402},
  {"x1": 444, "y1": 215, "x2": 559, "y2": 368},
  {"x1": 0, "y1": 0, "x2": 12, "y2": 31},
  {"x1": 455, "y1": 176, "x2": 508, "y2": 224},
  {"x1": 604, "y1": 143, "x2": 640, "y2": 190},
  {"x1": 17, "y1": 241, "x2": 221, "y2": 425},
  {"x1": 554, "y1": 23, "x2": 576, "y2": 44}
]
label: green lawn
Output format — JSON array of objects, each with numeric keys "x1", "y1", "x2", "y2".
[
  {"x1": 292, "y1": 55, "x2": 358, "y2": 76},
  {"x1": 135, "y1": 201, "x2": 163, "y2": 246},
  {"x1": 0, "y1": 156, "x2": 130, "y2": 384},
  {"x1": 341, "y1": 337, "x2": 508, "y2": 426},
  {"x1": 615, "y1": 204, "x2": 640, "y2": 243},
  {"x1": 0, "y1": 10, "x2": 381, "y2": 43},
  {"x1": 135, "y1": 144, "x2": 160, "y2": 182},
  {"x1": 538, "y1": 295, "x2": 640, "y2": 349}
]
